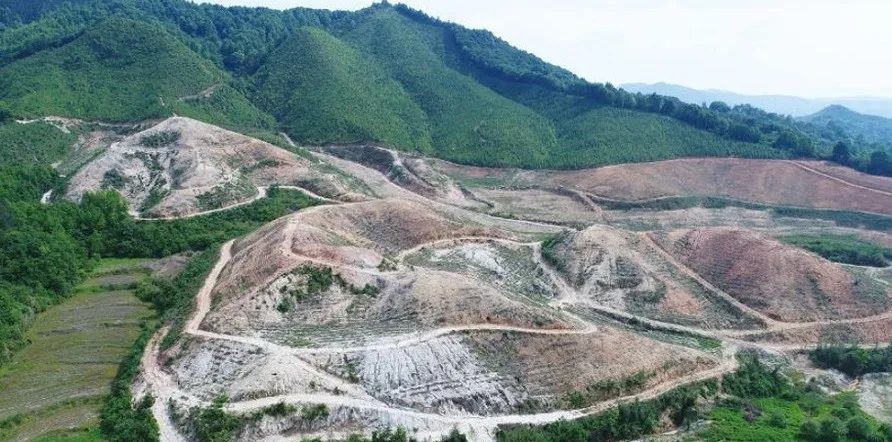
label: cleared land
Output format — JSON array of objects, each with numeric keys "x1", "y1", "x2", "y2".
[
  {"x1": 430, "y1": 157, "x2": 892, "y2": 216},
  {"x1": 54, "y1": 123, "x2": 884, "y2": 441},
  {"x1": 65, "y1": 117, "x2": 367, "y2": 218},
  {"x1": 650, "y1": 228, "x2": 891, "y2": 322}
]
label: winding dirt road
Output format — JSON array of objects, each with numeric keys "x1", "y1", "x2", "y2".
[
  {"x1": 140, "y1": 226, "x2": 736, "y2": 441},
  {"x1": 135, "y1": 149, "x2": 892, "y2": 442}
]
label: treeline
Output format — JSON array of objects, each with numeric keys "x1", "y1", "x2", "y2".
[
  {"x1": 811, "y1": 344, "x2": 892, "y2": 378},
  {"x1": 5, "y1": 0, "x2": 892, "y2": 175}
]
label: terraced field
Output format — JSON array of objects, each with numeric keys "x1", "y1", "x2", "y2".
[{"x1": 0, "y1": 259, "x2": 153, "y2": 442}]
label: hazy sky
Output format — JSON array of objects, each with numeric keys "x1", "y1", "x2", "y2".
[{"x1": 193, "y1": 0, "x2": 892, "y2": 98}]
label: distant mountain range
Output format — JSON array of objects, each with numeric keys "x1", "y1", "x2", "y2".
[{"x1": 623, "y1": 82, "x2": 892, "y2": 119}]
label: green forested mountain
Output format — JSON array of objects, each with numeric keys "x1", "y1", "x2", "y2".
[
  {"x1": 0, "y1": 0, "x2": 889, "y2": 173},
  {"x1": 799, "y1": 105, "x2": 892, "y2": 149},
  {"x1": 252, "y1": 26, "x2": 433, "y2": 151}
]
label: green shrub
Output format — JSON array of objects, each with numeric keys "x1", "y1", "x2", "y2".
[
  {"x1": 780, "y1": 234, "x2": 892, "y2": 267},
  {"x1": 300, "y1": 404, "x2": 329, "y2": 422},
  {"x1": 193, "y1": 396, "x2": 242, "y2": 442},
  {"x1": 820, "y1": 418, "x2": 845, "y2": 442}
]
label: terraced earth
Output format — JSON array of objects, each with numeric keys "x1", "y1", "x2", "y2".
[{"x1": 43, "y1": 122, "x2": 886, "y2": 441}]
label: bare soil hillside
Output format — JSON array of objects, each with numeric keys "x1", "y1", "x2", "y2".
[
  {"x1": 650, "y1": 227, "x2": 891, "y2": 322},
  {"x1": 431, "y1": 158, "x2": 892, "y2": 216},
  {"x1": 66, "y1": 117, "x2": 366, "y2": 217}
]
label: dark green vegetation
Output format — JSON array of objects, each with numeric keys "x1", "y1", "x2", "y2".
[
  {"x1": 564, "y1": 370, "x2": 654, "y2": 408},
  {"x1": 780, "y1": 234, "x2": 892, "y2": 267},
  {"x1": 800, "y1": 105, "x2": 892, "y2": 151},
  {"x1": 497, "y1": 357, "x2": 892, "y2": 442},
  {"x1": 0, "y1": 179, "x2": 319, "y2": 364},
  {"x1": 810, "y1": 344, "x2": 892, "y2": 378},
  {"x1": 2, "y1": 0, "x2": 891, "y2": 173},
  {"x1": 190, "y1": 396, "x2": 243, "y2": 442},
  {"x1": 1, "y1": 18, "x2": 218, "y2": 122},
  {"x1": 0, "y1": 121, "x2": 75, "y2": 165},
  {"x1": 253, "y1": 26, "x2": 432, "y2": 151}
]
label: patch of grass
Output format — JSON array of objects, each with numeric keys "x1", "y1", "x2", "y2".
[
  {"x1": 186, "y1": 396, "x2": 242, "y2": 442},
  {"x1": 564, "y1": 370, "x2": 655, "y2": 408},
  {"x1": 300, "y1": 404, "x2": 329, "y2": 422},
  {"x1": 100, "y1": 169, "x2": 127, "y2": 190},
  {"x1": 139, "y1": 188, "x2": 170, "y2": 215},
  {"x1": 772, "y1": 207, "x2": 892, "y2": 232},
  {"x1": 278, "y1": 265, "x2": 380, "y2": 305},
  {"x1": 32, "y1": 427, "x2": 102, "y2": 442},
  {"x1": 780, "y1": 234, "x2": 892, "y2": 267},
  {"x1": 195, "y1": 179, "x2": 255, "y2": 211}
]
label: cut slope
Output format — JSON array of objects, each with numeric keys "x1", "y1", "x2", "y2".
[
  {"x1": 543, "y1": 226, "x2": 763, "y2": 329},
  {"x1": 650, "y1": 227, "x2": 891, "y2": 322},
  {"x1": 65, "y1": 117, "x2": 363, "y2": 217},
  {"x1": 203, "y1": 198, "x2": 549, "y2": 344},
  {"x1": 252, "y1": 27, "x2": 432, "y2": 151}
]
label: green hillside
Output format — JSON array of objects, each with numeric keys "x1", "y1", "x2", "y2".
[
  {"x1": 1, "y1": 0, "x2": 890, "y2": 175},
  {"x1": 0, "y1": 17, "x2": 268, "y2": 125},
  {"x1": 332, "y1": 7, "x2": 557, "y2": 167},
  {"x1": 252, "y1": 27, "x2": 432, "y2": 151},
  {"x1": 800, "y1": 105, "x2": 892, "y2": 149}
]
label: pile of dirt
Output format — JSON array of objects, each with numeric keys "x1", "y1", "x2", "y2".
[
  {"x1": 651, "y1": 227, "x2": 891, "y2": 322},
  {"x1": 66, "y1": 117, "x2": 364, "y2": 217}
]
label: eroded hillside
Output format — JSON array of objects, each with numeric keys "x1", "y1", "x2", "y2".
[{"x1": 53, "y1": 123, "x2": 886, "y2": 441}]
